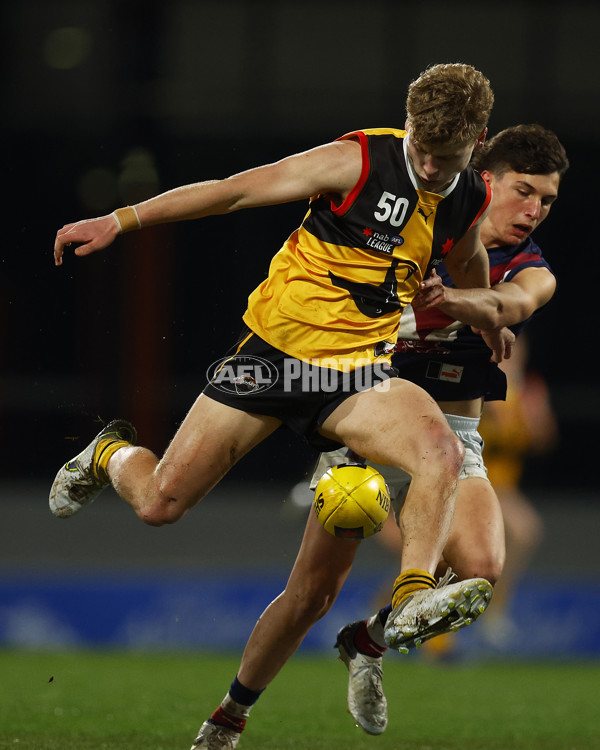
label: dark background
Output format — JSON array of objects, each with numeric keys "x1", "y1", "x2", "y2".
[{"x1": 1, "y1": 0, "x2": 598, "y2": 494}]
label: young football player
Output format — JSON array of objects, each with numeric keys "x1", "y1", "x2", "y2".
[
  {"x1": 50, "y1": 64, "x2": 500, "y2": 749},
  {"x1": 328, "y1": 123, "x2": 568, "y2": 734}
]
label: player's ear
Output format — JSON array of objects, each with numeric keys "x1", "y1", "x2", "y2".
[
  {"x1": 479, "y1": 169, "x2": 493, "y2": 185},
  {"x1": 475, "y1": 128, "x2": 488, "y2": 150}
]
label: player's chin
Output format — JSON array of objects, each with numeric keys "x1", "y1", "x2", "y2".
[{"x1": 509, "y1": 226, "x2": 531, "y2": 243}]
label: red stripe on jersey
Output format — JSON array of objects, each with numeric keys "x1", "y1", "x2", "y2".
[
  {"x1": 489, "y1": 249, "x2": 545, "y2": 285},
  {"x1": 331, "y1": 130, "x2": 370, "y2": 215},
  {"x1": 468, "y1": 177, "x2": 492, "y2": 230},
  {"x1": 412, "y1": 306, "x2": 456, "y2": 338}
]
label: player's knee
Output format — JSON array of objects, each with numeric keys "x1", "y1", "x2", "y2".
[
  {"x1": 139, "y1": 498, "x2": 185, "y2": 526},
  {"x1": 425, "y1": 422, "x2": 465, "y2": 480},
  {"x1": 298, "y1": 590, "x2": 337, "y2": 623},
  {"x1": 453, "y1": 550, "x2": 504, "y2": 585},
  {"x1": 138, "y1": 478, "x2": 193, "y2": 526},
  {"x1": 470, "y1": 556, "x2": 503, "y2": 585},
  {"x1": 284, "y1": 584, "x2": 339, "y2": 626},
  {"x1": 140, "y1": 512, "x2": 165, "y2": 527}
]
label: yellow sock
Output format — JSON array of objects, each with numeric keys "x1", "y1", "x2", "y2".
[
  {"x1": 93, "y1": 438, "x2": 132, "y2": 482},
  {"x1": 392, "y1": 569, "x2": 436, "y2": 610}
]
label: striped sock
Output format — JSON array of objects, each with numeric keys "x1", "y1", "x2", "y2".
[
  {"x1": 209, "y1": 705, "x2": 246, "y2": 733},
  {"x1": 209, "y1": 678, "x2": 264, "y2": 733},
  {"x1": 93, "y1": 438, "x2": 132, "y2": 482},
  {"x1": 228, "y1": 676, "x2": 264, "y2": 707},
  {"x1": 354, "y1": 619, "x2": 387, "y2": 657},
  {"x1": 364, "y1": 606, "x2": 393, "y2": 650},
  {"x1": 391, "y1": 569, "x2": 436, "y2": 610}
]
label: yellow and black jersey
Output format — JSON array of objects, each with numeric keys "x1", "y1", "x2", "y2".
[{"x1": 243, "y1": 128, "x2": 490, "y2": 369}]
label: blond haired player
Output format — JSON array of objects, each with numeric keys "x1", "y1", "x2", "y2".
[{"x1": 50, "y1": 64, "x2": 498, "y2": 749}]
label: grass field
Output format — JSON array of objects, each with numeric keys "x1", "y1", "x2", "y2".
[{"x1": 1, "y1": 649, "x2": 599, "y2": 750}]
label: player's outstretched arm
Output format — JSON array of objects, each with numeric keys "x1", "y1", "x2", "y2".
[
  {"x1": 53, "y1": 139, "x2": 363, "y2": 266},
  {"x1": 133, "y1": 139, "x2": 362, "y2": 223},
  {"x1": 418, "y1": 267, "x2": 556, "y2": 330}
]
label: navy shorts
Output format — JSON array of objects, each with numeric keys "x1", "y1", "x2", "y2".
[
  {"x1": 203, "y1": 329, "x2": 398, "y2": 451},
  {"x1": 391, "y1": 352, "x2": 507, "y2": 402}
]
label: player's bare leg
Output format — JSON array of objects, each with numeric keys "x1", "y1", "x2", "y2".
[
  {"x1": 192, "y1": 509, "x2": 360, "y2": 749},
  {"x1": 321, "y1": 377, "x2": 464, "y2": 576},
  {"x1": 322, "y1": 379, "x2": 492, "y2": 653},
  {"x1": 363, "y1": 476, "x2": 505, "y2": 594},
  {"x1": 199, "y1": 379, "x2": 466, "y2": 740},
  {"x1": 109, "y1": 395, "x2": 281, "y2": 525},
  {"x1": 334, "y1": 473, "x2": 503, "y2": 733},
  {"x1": 238, "y1": 510, "x2": 361, "y2": 689},
  {"x1": 50, "y1": 395, "x2": 281, "y2": 526},
  {"x1": 439, "y1": 477, "x2": 505, "y2": 583},
  {"x1": 477, "y1": 485, "x2": 541, "y2": 647},
  {"x1": 192, "y1": 380, "x2": 487, "y2": 743}
]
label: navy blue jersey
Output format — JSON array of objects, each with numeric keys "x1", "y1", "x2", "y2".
[{"x1": 391, "y1": 237, "x2": 554, "y2": 402}]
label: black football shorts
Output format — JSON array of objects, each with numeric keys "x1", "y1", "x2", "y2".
[{"x1": 203, "y1": 328, "x2": 397, "y2": 451}]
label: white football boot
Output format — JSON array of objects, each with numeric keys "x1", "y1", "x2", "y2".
[
  {"x1": 191, "y1": 721, "x2": 241, "y2": 749},
  {"x1": 49, "y1": 419, "x2": 137, "y2": 518},
  {"x1": 335, "y1": 620, "x2": 388, "y2": 735},
  {"x1": 384, "y1": 572, "x2": 493, "y2": 652}
]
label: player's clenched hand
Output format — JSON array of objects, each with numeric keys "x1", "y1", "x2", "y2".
[
  {"x1": 474, "y1": 326, "x2": 515, "y2": 363},
  {"x1": 54, "y1": 214, "x2": 120, "y2": 266},
  {"x1": 412, "y1": 268, "x2": 447, "y2": 309}
]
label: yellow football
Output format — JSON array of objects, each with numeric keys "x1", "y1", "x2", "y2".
[{"x1": 313, "y1": 463, "x2": 390, "y2": 539}]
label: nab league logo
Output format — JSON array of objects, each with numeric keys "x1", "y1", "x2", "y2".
[{"x1": 362, "y1": 228, "x2": 404, "y2": 255}]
